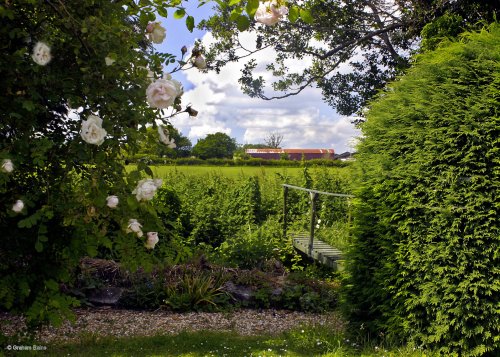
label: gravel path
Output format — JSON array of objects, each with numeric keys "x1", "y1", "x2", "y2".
[{"x1": 1, "y1": 308, "x2": 344, "y2": 343}]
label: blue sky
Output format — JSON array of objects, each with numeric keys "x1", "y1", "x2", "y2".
[{"x1": 153, "y1": 2, "x2": 359, "y2": 153}]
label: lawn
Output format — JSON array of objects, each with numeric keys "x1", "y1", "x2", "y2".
[{"x1": 16, "y1": 326, "x2": 434, "y2": 357}]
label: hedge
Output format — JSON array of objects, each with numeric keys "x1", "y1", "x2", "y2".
[
  {"x1": 127, "y1": 155, "x2": 352, "y2": 168},
  {"x1": 345, "y1": 23, "x2": 500, "y2": 356}
]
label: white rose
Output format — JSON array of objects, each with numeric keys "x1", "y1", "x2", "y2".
[
  {"x1": 80, "y1": 115, "x2": 107, "y2": 146},
  {"x1": 255, "y1": 1, "x2": 288, "y2": 26},
  {"x1": 146, "y1": 22, "x2": 166, "y2": 44},
  {"x1": 106, "y1": 195, "x2": 119, "y2": 208},
  {"x1": 145, "y1": 232, "x2": 159, "y2": 249},
  {"x1": 12, "y1": 200, "x2": 24, "y2": 213},
  {"x1": 158, "y1": 126, "x2": 176, "y2": 148},
  {"x1": 192, "y1": 55, "x2": 207, "y2": 69},
  {"x1": 1, "y1": 159, "x2": 14, "y2": 173},
  {"x1": 146, "y1": 78, "x2": 182, "y2": 109},
  {"x1": 132, "y1": 178, "x2": 162, "y2": 201},
  {"x1": 32, "y1": 41, "x2": 52, "y2": 66},
  {"x1": 105, "y1": 57, "x2": 116, "y2": 66},
  {"x1": 127, "y1": 219, "x2": 143, "y2": 237}
]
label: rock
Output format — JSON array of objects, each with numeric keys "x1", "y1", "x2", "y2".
[
  {"x1": 223, "y1": 281, "x2": 254, "y2": 302},
  {"x1": 87, "y1": 287, "x2": 123, "y2": 305}
]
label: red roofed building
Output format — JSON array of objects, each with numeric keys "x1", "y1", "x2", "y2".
[{"x1": 245, "y1": 148, "x2": 335, "y2": 160}]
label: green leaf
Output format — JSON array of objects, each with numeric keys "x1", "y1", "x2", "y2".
[
  {"x1": 186, "y1": 15, "x2": 195, "y2": 32},
  {"x1": 236, "y1": 15, "x2": 251, "y2": 32},
  {"x1": 86, "y1": 244, "x2": 98, "y2": 257},
  {"x1": 22, "y1": 100, "x2": 35, "y2": 112},
  {"x1": 157, "y1": 6, "x2": 168, "y2": 18},
  {"x1": 144, "y1": 165, "x2": 153, "y2": 177},
  {"x1": 127, "y1": 196, "x2": 138, "y2": 210},
  {"x1": 245, "y1": 0, "x2": 259, "y2": 17},
  {"x1": 173, "y1": 8, "x2": 186, "y2": 19},
  {"x1": 35, "y1": 241, "x2": 43, "y2": 253},
  {"x1": 230, "y1": 8, "x2": 242, "y2": 21},
  {"x1": 229, "y1": 0, "x2": 242, "y2": 5},
  {"x1": 45, "y1": 280, "x2": 59, "y2": 291},
  {"x1": 288, "y1": 5, "x2": 299, "y2": 23},
  {"x1": 299, "y1": 8, "x2": 314, "y2": 24}
]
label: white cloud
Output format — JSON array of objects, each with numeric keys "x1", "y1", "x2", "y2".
[{"x1": 170, "y1": 31, "x2": 360, "y2": 152}]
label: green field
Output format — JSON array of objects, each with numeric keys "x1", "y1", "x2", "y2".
[
  {"x1": 128, "y1": 164, "x2": 349, "y2": 182},
  {"x1": 147, "y1": 165, "x2": 306, "y2": 178}
]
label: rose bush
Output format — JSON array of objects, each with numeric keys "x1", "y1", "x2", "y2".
[
  {"x1": 0, "y1": 0, "x2": 200, "y2": 326},
  {"x1": 146, "y1": 22, "x2": 167, "y2": 44},
  {"x1": 145, "y1": 232, "x2": 159, "y2": 249},
  {"x1": 133, "y1": 178, "x2": 163, "y2": 202},
  {"x1": 31, "y1": 41, "x2": 52, "y2": 66},
  {"x1": 254, "y1": 1, "x2": 288, "y2": 26},
  {"x1": 106, "y1": 195, "x2": 119, "y2": 209},
  {"x1": 146, "y1": 75, "x2": 183, "y2": 109},
  {"x1": 192, "y1": 55, "x2": 207, "y2": 69},
  {"x1": 12, "y1": 199, "x2": 24, "y2": 213},
  {"x1": 1, "y1": 159, "x2": 13, "y2": 173},
  {"x1": 158, "y1": 126, "x2": 177, "y2": 148},
  {"x1": 80, "y1": 115, "x2": 107, "y2": 146},
  {"x1": 127, "y1": 219, "x2": 144, "y2": 238}
]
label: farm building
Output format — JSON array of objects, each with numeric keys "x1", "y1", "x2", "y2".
[{"x1": 245, "y1": 148, "x2": 335, "y2": 160}]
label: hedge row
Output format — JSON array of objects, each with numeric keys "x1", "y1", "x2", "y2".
[
  {"x1": 126, "y1": 155, "x2": 351, "y2": 167},
  {"x1": 345, "y1": 23, "x2": 500, "y2": 356}
]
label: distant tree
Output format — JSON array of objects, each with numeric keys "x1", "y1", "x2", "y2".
[
  {"x1": 264, "y1": 132, "x2": 284, "y2": 148},
  {"x1": 163, "y1": 126, "x2": 192, "y2": 158},
  {"x1": 135, "y1": 126, "x2": 192, "y2": 158},
  {"x1": 192, "y1": 132, "x2": 237, "y2": 159},
  {"x1": 234, "y1": 143, "x2": 271, "y2": 159},
  {"x1": 242, "y1": 143, "x2": 270, "y2": 149}
]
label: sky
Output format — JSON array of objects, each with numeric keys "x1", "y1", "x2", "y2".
[{"x1": 154, "y1": 2, "x2": 360, "y2": 153}]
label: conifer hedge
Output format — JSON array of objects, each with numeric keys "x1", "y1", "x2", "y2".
[{"x1": 345, "y1": 24, "x2": 500, "y2": 356}]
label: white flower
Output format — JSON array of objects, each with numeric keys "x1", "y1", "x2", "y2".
[
  {"x1": 254, "y1": 1, "x2": 288, "y2": 26},
  {"x1": 158, "y1": 126, "x2": 176, "y2": 148},
  {"x1": 127, "y1": 219, "x2": 143, "y2": 237},
  {"x1": 105, "y1": 57, "x2": 116, "y2": 66},
  {"x1": 1, "y1": 159, "x2": 14, "y2": 173},
  {"x1": 146, "y1": 22, "x2": 166, "y2": 44},
  {"x1": 192, "y1": 55, "x2": 207, "y2": 69},
  {"x1": 145, "y1": 232, "x2": 159, "y2": 249},
  {"x1": 80, "y1": 115, "x2": 107, "y2": 146},
  {"x1": 106, "y1": 195, "x2": 119, "y2": 208},
  {"x1": 12, "y1": 200, "x2": 24, "y2": 213},
  {"x1": 32, "y1": 41, "x2": 52, "y2": 66},
  {"x1": 132, "y1": 178, "x2": 162, "y2": 201},
  {"x1": 146, "y1": 77, "x2": 182, "y2": 109}
]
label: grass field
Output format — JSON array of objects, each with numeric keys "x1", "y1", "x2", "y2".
[
  {"x1": 145, "y1": 165, "x2": 309, "y2": 178},
  {"x1": 39, "y1": 326, "x2": 433, "y2": 357},
  {"x1": 129, "y1": 164, "x2": 351, "y2": 185}
]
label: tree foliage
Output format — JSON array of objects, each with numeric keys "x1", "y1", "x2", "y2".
[
  {"x1": 192, "y1": 132, "x2": 238, "y2": 159},
  {"x1": 0, "y1": 0, "x2": 198, "y2": 325},
  {"x1": 345, "y1": 23, "x2": 500, "y2": 356},
  {"x1": 202, "y1": 0, "x2": 498, "y2": 115}
]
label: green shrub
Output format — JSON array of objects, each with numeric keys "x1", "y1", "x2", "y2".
[
  {"x1": 214, "y1": 219, "x2": 284, "y2": 269},
  {"x1": 163, "y1": 267, "x2": 231, "y2": 311},
  {"x1": 345, "y1": 23, "x2": 500, "y2": 356}
]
